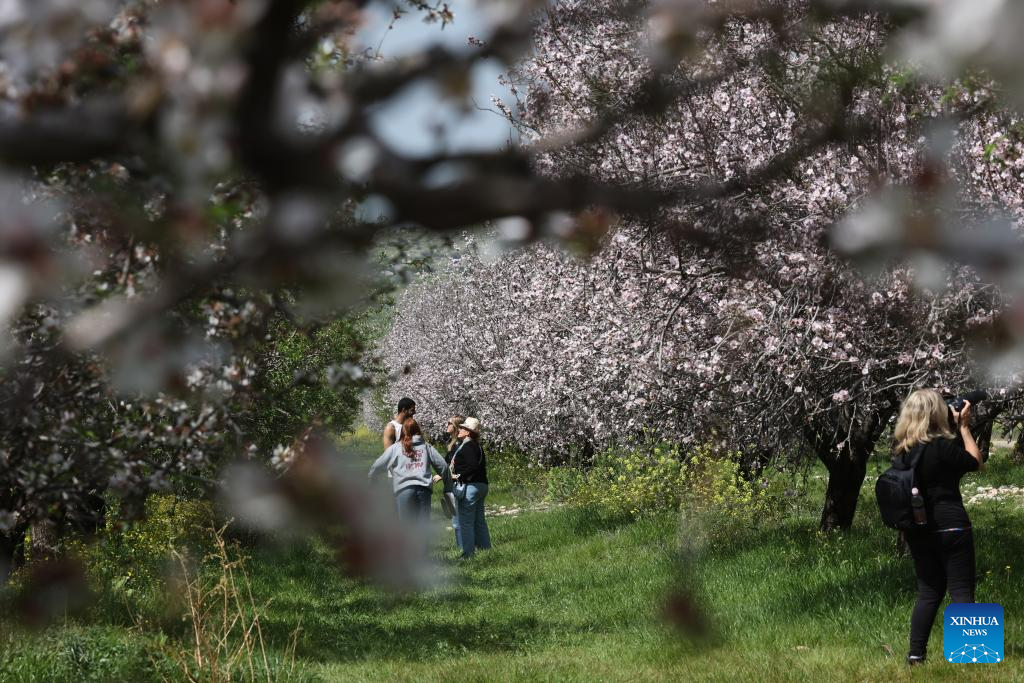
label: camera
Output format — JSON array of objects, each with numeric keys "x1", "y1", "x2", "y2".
[
  {"x1": 945, "y1": 390, "x2": 987, "y2": 436},
  {"x1": 945, "y1": 389, "x2": 987, "y2": 414}
]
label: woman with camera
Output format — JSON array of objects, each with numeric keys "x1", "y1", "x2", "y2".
[{"x1": 893, "y1": 388, "x2": 984, "y2": 665}]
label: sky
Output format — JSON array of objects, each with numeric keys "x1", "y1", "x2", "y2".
[{"x1": 352, "y1": 0, "x2": 519, "y2": 157}]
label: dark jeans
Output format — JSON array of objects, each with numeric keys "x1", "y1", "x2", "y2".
[
  {"x1": 395, "y1": 485, "x2": 432, "y2": 522},
  {"x1": 905, "y1": 528, "x2": 976, "y2": 658}
]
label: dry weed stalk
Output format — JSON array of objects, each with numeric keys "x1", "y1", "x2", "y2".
[{"x1": 159, "y1": 522, "x2": 298, "y2": 683}]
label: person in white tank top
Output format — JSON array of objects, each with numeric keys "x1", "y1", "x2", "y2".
[{"x1": 382, "y1": 397, "x2": 416, "y2": 448}]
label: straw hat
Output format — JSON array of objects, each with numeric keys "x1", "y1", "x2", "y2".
[{"x1": 460, "y1": 416, "x2": 481, "y2": 435}]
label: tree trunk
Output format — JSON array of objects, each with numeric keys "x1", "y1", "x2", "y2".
[
  {"x1": 1014, "y1": 426, "x2": 1024, "y2": 465},
  {"x1": 976, "y1": 419, "x2": 994, "y2": 461},
  {"x1": 972, "y1": 406, "x2": 1002, "y2": 461},
  {"x1": 819, "y1": 445, "x2": 869, "y2": 531},
  {"x1": 576, "y1": 439, "x2": 595, "y2": 468},
  {"x1": 805, "y1": 406, "x2": 895, "y2": 532},
  {"x1": 0, "y1": 526, "x2": 26, "y2": 584},
  {"x1": 28, "y1": 518, "x2": 59, "y2": 565}
]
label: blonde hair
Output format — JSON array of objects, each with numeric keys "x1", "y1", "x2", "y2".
[
  {"x1": 447, "y1": 415, "x2": 465, "y2": 451},
  {"x1": 893, "y1": 388, "x2": 955, "y2": 454}
]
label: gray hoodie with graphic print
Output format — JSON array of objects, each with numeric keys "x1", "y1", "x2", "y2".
[{"x1": 368, "y1": 436, "x2": 452, "y2": 495}]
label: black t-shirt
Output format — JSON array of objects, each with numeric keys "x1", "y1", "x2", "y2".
[{"x1": 914, "y1": 438, "x2": 980, "y2": 530}]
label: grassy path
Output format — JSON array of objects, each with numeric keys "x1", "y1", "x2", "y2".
[
  {"x1": 249, "y1": 509, "x2": 676, "y2": 681},
  {"x1": 241, "y1": 495, "x2": 1024, "y2": 682},
  {"x1": 250, "y1": 434, "x2": 1024, "y2": 681},
  {"x1": 2, "y1": 432, "x2": 1023, "y2": 681}
]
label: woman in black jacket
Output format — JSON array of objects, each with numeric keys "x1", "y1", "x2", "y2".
[
  {"x1": 451, "y1": 416, "x2": 490, "y2": 558},
  {"x1": 893, "y1": 388, "x2": 984, "y2": 665}
]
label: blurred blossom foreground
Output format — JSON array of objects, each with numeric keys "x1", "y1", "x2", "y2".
[{"x1": 2, "y1": 0, "x2": 1024, "y2": 626}]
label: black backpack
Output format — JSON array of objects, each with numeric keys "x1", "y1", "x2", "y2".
[{"x1": 875, "y1": 443, "x2": 927, "y2": 530}]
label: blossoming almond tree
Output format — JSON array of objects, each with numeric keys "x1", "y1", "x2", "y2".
[{"x1": 382, "y1": 0, "x2": 1024, "y2": 529}]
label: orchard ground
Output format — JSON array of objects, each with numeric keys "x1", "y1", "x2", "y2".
[{"x1": 1, "y1": 430, "x2": 1023, "y2": 682}]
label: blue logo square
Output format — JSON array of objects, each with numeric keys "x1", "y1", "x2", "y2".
[{"x1": 944, "y1": 603, "x2": 1004, "y2": 663}]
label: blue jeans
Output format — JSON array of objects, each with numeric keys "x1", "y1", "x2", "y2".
[
  {"x1": 395, "y1": 485, "x2": 432, "y2": 522},
  {"x1": 456, "y1": 482, "x2": 491, "y2": 558}
]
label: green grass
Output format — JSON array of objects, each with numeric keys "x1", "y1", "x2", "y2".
[
  {"x1": 2, "y1": 436, "x2": 1023, "y2": 681},
  {"x1": 0, "y1": 626, "x2": 169, "y2": 682},
  {"x1": 243, "y1": 488, "x2": 1024, "y2": 682}
]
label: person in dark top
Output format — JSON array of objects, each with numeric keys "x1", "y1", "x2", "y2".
[
  {"x1": 437, "y1": 415, "x2": 465, "y2": 550},
  {"x1": 451, "y1": 416, "x2": 491, "y2": 558},
  {"x1": 892, "y1": 388, "x2": 984, "y2": 666}
]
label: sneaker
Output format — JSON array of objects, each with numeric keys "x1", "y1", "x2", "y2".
[{"x1": 906, "y1": 654, "x2": 926, "y2": 666}]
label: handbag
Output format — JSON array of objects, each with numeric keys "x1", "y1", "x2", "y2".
[{"x1": 441, "y1": 491, "x2": 458, "y2": 517}]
